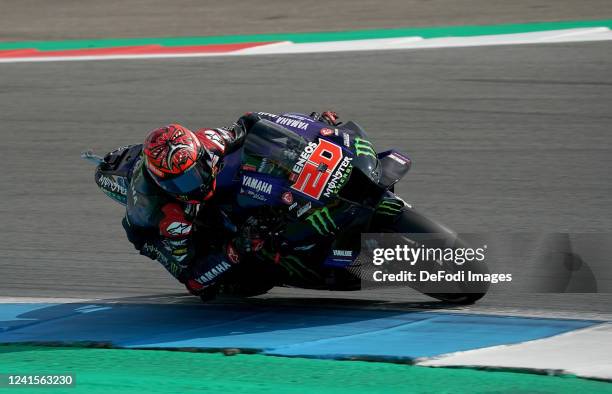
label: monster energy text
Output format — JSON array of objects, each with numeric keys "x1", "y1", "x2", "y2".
[{"x1": 323, "y1": 156, "x2": 352, "y2": 198}]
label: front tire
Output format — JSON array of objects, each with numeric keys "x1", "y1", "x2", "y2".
[
  {"x1": 218, "y1": 258, "x2": 282, "y2": 297},
  {"x1": 371, "y1": 205, "x2": 489, "y2": 304}
]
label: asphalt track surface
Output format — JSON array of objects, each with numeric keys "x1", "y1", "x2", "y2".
[
  {"x1": 1, "y1": 41, "x2": 611, "y2": 319},
  {"x1": 1, "y1": 0, "x2": 612, "y2": 41}
]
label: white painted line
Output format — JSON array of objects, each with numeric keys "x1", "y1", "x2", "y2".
[
  {"x1": 389, "y1": 28, "x2": 612, "y2": 49},
  {"x1": 0, "y1": 27, "x2": 610, "y2": 64},
  {"x1": 234, "y1": 37, "x2": 423, "y2": 55},
  {"x1": 418, "y1": 322, "x2": 612, "y2": 381},
  {"x1": 541, "y1": 31, "x2": 612, "y2": 43},
  {"x1": 233, "y1": 27, "x2": 612, "y2": 54},
  {"x1": 0, "y1": 296, "x2": 95, "y2": 303},
  {"x1": 538, "y1": 27, "x2": 609, "y2": 40}
]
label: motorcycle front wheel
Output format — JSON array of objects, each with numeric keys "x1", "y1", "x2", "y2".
[{"x1": 370, "y1": 206, "x2": 490, "y2": 304}]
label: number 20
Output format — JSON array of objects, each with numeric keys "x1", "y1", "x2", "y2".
[{"x1": 291, "y1": 140, "x2": 343, "y2": 199}]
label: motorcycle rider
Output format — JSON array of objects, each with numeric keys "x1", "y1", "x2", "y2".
[{"x1": 122, "y1": 111, "x2": 341, "y2": 297}]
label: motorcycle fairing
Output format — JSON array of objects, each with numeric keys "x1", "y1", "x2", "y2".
[
  {"x1": 377, "y1": 150, "x2": 412, "y2": 189},
  {"x1": 238, "y1": 118, "x2": 354, "y2": 205},
  {"x1": 94, "y1": 144, "x2": 143, "y2": 206},
  {"x1": 236, "y1": 172, "x2": 289, "y2": 207}
]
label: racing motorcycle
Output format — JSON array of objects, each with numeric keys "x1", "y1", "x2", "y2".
[{"x1": 83, "y1": 112, "x2": 489, "y2": 304}]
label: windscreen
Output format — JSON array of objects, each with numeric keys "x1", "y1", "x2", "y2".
[{"x1": 242, "y1": 119, "x2": 309, "y2": 175}]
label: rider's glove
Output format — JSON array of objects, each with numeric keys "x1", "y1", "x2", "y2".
[
  {"x1": 184, "y1": 279, "x2": 219, "y2": 301},
  {"x1": 311, "y1": 111, "x2": 341, "y2": 126},
  {"x1": 231, "y1": 219, "x2": 266, "y2": 260},
  {"x1": 220, "y1": 112, "x2": 261, "y2": 154},
  {"x1": 235, "y1": 112, "x2": 261, "y2": 136},
  {"x1": 185, "y1": 279, "x2": 206, "y2": 295},
  {"x1": 232, "y1": 234, "x2": 265, "y2": 257}
]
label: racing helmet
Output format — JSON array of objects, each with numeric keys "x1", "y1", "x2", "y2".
[{"x1": 143, "y1": 124, "x2": 216, "y2": 202}]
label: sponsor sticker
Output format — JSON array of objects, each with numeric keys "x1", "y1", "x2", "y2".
[
  {"x1": 226, "y1": 243, "x2": 240, "y2": 264},
  {"x1": 292, "y1": 142, "x2": 317, "y2": 175},
  {"x1": 98, "y1": 175, "x2": 127, "y2": 196},
  {"x1": 320, "y1": 128, "x2": 334, "y2": 137},
  {"x1": 195, "y1": 261, "x2": 232, "y2": 284},
  {"x1": 257, "y1": 112, "x2": 278, "y2": 119},
  {"x1": 172, "y1": 248, "x2": 189, "y2": 256},
  {"x1": 323, "y1": 156, "x2": 352, "y2": 198},
  {"x1": 291, "y1": 140, "x2": 343, "y2": 200},
  {"x1": 353, "y1": 137, "x2": 376, "y2": 158},
  {"x1": 241, "y1": 175, "x2": 273, "y2": 201},
  {"x1": 285, "y1": 114, "x2": 310, "y2": 121},
  {"x1": 166, "y1": 222, "x2": 192, "y2": 236},
  {"x1": 296, "y1": 202, "x2": 312, "y2": 218},
  {"x1": 389, "y1": 153, "x2": 407, "y2": 165},
  {"x1": 281, "y1": 191, "x2": 294, "y2": 205},
  {"x1": 241, "y1": 164, "x2": 257, "y2": 172},
  {"x1": 333, "y1": 249, "x2": 353, "y2": 257},
  {"x1": 275, "y1": 116, "x2": 309, "y2": 130},
  {"x1": 343, "y1": 132, "x2": 351, "y2": 147},
  {"x1": 305, "y1": 207, "x2": 337, "y2": 235}
]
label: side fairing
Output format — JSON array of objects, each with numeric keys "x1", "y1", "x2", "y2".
[
  {"x1": 214, "y1": 114, "x2": 385, "y2": 259},
  {"x1": 378, "y1": 150, "x2": 412, "y2": 189},
  {"x1": 95, "y1": 144, "x2": 142, "y2": 206}
]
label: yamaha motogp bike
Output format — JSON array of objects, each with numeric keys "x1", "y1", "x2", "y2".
[{"x1": 83, "y1": 113, "x2": 489, "y2": 304}]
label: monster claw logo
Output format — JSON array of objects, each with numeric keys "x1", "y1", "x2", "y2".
[
  {"x1": 376, "y1": 198, "x2": 404, "y2": 216},
  {"x1": 305, "y1": 207, "x2": 337, "y2": 235},
  {"x1": 353, "y1": 137, "x2": 377, "y2": 158}
]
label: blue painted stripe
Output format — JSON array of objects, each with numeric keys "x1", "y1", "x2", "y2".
[{"x1": 0, "y1": 303, "x2": 598, "y2": 360}]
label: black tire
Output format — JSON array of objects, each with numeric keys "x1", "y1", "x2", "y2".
[
  {"x1": 219, "y1": 258, "x2": 282, "y2": 298},
  {"x1": 199, "y1": 285, "x2": 219, "y2": 302},
  {"x1": 372, "y1": 206, "x2": 489, "y2": 304}
]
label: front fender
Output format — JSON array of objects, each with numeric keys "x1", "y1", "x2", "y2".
[{"x1": 377, "y1": 150, "x2": 411, "y2": 189}]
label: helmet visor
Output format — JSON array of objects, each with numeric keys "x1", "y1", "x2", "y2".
[{"x1": 156, "y1": 161, "x2": 212, "y2": 196}]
